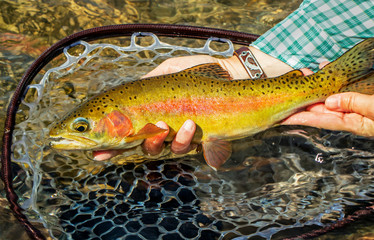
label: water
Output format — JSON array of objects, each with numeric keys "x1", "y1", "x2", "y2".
[{"x1": 1, "y1": 0, "x2": 374, "y2": 239}]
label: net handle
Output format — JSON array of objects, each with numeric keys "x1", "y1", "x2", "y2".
[{"x1": 1, "y1": 23, "x2": 259, "y2": 240}]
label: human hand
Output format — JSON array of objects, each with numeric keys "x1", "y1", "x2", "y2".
[{"x1": 282, "y1": 92, "x2": 374, "y2": 137}]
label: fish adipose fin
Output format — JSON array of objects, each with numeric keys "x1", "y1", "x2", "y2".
[
  {"x1": 202, "y1": 138, "x2": 232, "y2": 170},
  {"x1": 277, "y1": 69, "x2": 304, "y2": 78},
  {"x1": 183, "y1": 63, "x2": 233, "y2": 80}
]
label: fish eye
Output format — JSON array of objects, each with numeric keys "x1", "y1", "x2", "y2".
[{"x1": 72, "y1": 117, "x2": 90, "y2": 133}]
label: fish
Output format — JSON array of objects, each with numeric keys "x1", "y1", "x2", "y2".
[{"x1": 49, "y1": 38, "x2": 374, "y2": 170}]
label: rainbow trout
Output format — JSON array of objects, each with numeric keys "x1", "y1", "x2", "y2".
[{"x1": 49, "y1": 38, "x2": 374, "y2": 170}]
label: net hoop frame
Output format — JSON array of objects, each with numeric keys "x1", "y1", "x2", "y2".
[
  {"x1": 1, "y1": 23, "x2": 259, "y2": 240},
  {"x1": 2, "y1": 23, "x2": 373, "y2": 240}
]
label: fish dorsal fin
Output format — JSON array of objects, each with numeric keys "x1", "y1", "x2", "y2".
[
  {"x1": 182, "y1": 63, "x2": 232, "y2": 80},
  {"x1": 340, "y1": 73, "x2": 374, "y2": 94},
  {"x1": 202, "y1": 138, "x2": 232, "y2": 170},
  {"x1": 126, "y1": 123, "x2": 167, "y2": 142}
]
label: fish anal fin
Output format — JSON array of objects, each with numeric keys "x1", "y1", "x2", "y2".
[
  {"x1": 340, "y1": 73, "x2": 374, "y2": 94},
  {"x1": 182, "y1": 63, "x2": 232, "y2": 80},
  {"x1": 126, "y1": 123, "x2": 167, "y2": 142},
  {"x1": 202, "y1": 138, "x2": 232, "y2": 170}
]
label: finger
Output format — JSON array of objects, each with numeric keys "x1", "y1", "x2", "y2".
[
  {"x1": 325, "y1": 93, "x2": 374, "y2": 120},
  {"x1": 282, "y1": 111, "x2": 351, "y2": 130},
  {"x1": 171, "y1": 119, "x2": 196, "y2": 154},
  {"x1": 299, "y1": 68, "x2": 314, "y2": 76},
  {"x1": 93, "y1": 149, "x2": 125, "y2": 161},
  {"x1": 319, "y1": 61, "x2": 330, "y2": 69},
  {"x1": 282, "y1": 111, "x2": 374, "y2": 137},
  {"x1": 305, "y1": 103, "x2": 345, "y2": 117},
  {"x1": 142, "y1": 121, "x2": 170, "y2": 155}
]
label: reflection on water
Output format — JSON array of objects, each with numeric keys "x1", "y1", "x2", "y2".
[
  {"x1": 1, "y1": 0, "x2": 374, "y2": 239},
  {"x1": 0, "y1": 0, "x2": 302, "y2": 141}
]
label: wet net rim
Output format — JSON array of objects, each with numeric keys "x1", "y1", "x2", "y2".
[{"x1": 1, "y1": 23, "x2": 260, "y2": 240}]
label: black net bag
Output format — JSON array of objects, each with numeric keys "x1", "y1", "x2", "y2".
[{"x1": 2, "y1": 24, "x2": 374, "y2": 240}]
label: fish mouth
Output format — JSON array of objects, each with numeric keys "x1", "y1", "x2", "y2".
[{"x1": 49, "y1": 135, "x2": 99, "y2": 150}]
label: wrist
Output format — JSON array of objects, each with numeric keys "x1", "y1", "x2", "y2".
[
  {"x1": 220, "y1": 46, "x2": 294, "y2": 80},
  {"x1": 249, "y1": 46, "x2": 294, "y2": 78}
]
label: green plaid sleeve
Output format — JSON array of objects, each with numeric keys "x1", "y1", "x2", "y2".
[{"x1": 251, "y1": 0, "x2": 374, "y2": 72}]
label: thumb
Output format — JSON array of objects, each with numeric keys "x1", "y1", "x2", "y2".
[{"x1": 325, "y1": 92, "x2": 374, "y2": 119}]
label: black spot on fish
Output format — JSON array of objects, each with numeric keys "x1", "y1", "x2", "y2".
[
  {"x1": 134, "y1": 96, "x2": 137, "y2": 100},
  {"x1": 90, "y1": 109, "x2": 93, "y2": 112},
  {"x1": 97, "y1": 107, "x2": 100, "y2": 110}
]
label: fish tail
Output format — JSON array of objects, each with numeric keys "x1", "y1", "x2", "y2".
[{"x1": 325, "y1": 38, "x2": 374, "y2": 93}]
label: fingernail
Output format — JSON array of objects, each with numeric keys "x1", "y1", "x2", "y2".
[
  {"x1": 182, "y1": 120, "x2": 194, "y2": 132},
  {"x1": 93, "y1": 153, "x2": 110, "y2": 161},
  {"x1": 325, "y1": 95, "x2": 340, "y2": 109}
]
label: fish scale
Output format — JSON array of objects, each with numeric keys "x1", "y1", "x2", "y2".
[{"x1": 49, "y1": 38, "x2": 374, "y2": 170}]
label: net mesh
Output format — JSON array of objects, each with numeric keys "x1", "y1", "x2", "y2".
[{"x1": 10, "y1": 32, "x2": 374, "y2": 240}]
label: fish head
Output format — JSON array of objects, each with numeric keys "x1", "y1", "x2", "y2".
[
  {"x1": 48, "y1": 104, "x2": 138, "y2": 150},
  {"x1": 49, "y1": 100, "x2": 168, "y2": 151}
]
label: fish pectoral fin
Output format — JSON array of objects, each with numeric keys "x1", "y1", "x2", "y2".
[
  {"x1": 202, "y1": 138, "x2": 232, "y2": 170},
  {"x1": 126, "y1": 123, "x2": 167, "y2": 142},
  {"x1": 182, "y1": 63, "x2": 232, "y2": 80}
]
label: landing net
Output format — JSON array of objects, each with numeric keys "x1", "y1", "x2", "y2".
[{"x1": 9, "y1": 32, "x2": 374, "y2": 239}]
